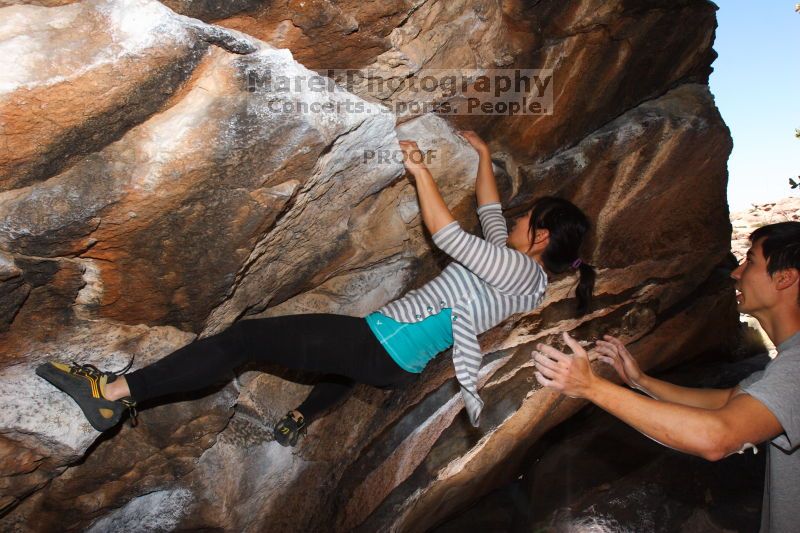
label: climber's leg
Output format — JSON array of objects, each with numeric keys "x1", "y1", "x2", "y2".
[
  {"x1": 124, "y1": 313, "x2": 413, "y2": 403},
  {"x1": 37, "y1": 313, "x2": 416, "y2": 433},
  {"x1": 296, "y1": 376, "x2": 355, "y2": 421},
  {"x1": 273, "y1": 376, "x2": 354, "y2": 446}
]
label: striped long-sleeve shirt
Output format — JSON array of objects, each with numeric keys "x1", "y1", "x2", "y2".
[{"x1": 375, "y1": 202, "x2": 548, "y2": 427}]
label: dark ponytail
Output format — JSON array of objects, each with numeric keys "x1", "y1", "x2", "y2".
[
  {"x1": 575, "y1": 262, "x2": 596, "y2": 315},
  {"x1": 526, "y1": 196, "x2": 596, "y2": 315}
]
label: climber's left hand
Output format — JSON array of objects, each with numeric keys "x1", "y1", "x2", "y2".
[{"x1": 458, "y1": 130, "x2": 489, "y2": 155}]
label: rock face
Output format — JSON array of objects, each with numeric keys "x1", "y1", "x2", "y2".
[{"x1": 0, "y1": 0, "x2": 736, "y2": 531}]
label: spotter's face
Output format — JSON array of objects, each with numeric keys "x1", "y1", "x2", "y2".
[{"x1": 731, "y1": 239, "x2": 779, "y2": 317}]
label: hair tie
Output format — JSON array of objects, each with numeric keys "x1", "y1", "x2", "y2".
[{"x1": 571, "y1": 258, "x2": 582, "y2": 269}]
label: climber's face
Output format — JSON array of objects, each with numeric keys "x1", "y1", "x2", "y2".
[
  {"x1": 508, "y1": 211, "x2": 548, "y2": 258},
  {"x1": 507, "y1": 211, "x2": 531, "y2": 252}
]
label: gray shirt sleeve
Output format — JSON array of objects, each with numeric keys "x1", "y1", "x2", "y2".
[
  {"x1": 431, "y1": 219, "x2": 545, "y2": 295},
  {"x1": 737, "y1": 370, "x2": 764, "y2": 390},
  {"x1": 476, "y1": 202, "x2": 509, "y2": 248},
  {"x1": 739, "y1": 355, "x2": 800, "y2": 452}
]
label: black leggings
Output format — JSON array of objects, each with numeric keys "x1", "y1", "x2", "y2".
[{"x1": 124, "y1": 314, "x2": 417, "y2": 422}]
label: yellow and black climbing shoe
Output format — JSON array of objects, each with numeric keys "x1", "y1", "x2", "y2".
[
  {"x1": 35, "y1": 361, "x2": 138, "y2": 432},
  {"x1": 273, "y1": 411, "x2": 306, "y2": 447}
]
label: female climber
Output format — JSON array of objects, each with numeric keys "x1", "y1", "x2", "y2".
[{"x1": 36, "y1": 131, "x2": 596, "y2": 447}]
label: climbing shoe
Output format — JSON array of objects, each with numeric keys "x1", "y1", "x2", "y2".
[
  {"x1": 35, "y1": 361, "x2": 138, "y2": 432},
  {"x1": 273, "y1": 411, "x2": 306, "y2": 447}
]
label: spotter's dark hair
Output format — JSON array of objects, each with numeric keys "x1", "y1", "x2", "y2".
[{"x1": 750, "y1": 221, "x2": 800, "y2": 305}]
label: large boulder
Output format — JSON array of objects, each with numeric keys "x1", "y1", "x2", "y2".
[{"x1": 0, "y1": 0, "x2": 736, "y2": 531}]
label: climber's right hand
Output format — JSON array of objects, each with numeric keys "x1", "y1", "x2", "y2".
[{"x1": 399, "y1": 140, "x2": 428, "y2": 176}]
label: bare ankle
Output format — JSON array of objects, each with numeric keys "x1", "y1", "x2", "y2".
[{"x1": 105, "y1": 376, "x2": 131, "y2": 401}]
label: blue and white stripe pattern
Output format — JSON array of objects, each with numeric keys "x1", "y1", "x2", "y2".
[{"x1": 376, "y1": 202, "x2": 547, "y2": 426}]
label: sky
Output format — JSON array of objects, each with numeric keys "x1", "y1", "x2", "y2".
[{"x1": 709, "y1": 0, "x2": 799, "y2": 212}]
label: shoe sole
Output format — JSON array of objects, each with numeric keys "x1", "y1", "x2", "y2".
[{"x1": 35, "y1": 362, "x2": 123, "y2": 432}]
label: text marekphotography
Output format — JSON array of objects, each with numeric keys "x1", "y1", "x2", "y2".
[{"x1": 246, "y1": 68, "x2": 554, "y2": 116}]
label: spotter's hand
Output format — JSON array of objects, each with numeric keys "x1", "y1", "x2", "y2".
[{"x1": 532, "y1": 332, "x2": 598, "y2": 399}]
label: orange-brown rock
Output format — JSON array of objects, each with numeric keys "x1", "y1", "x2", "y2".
[
  {"x1": 163, "y1": 0, "x2": 411, "y2": 70},
  {"x1": 486, "y1": 0, "x2": 719, "y2": 163}
]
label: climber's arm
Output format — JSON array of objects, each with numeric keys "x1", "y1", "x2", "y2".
[
  {"x1": 399, "y1": 140, "x2": 456, "y2": 235},
  {"x1": 458, "y1": 130, "x2": 501, "y2": 207},
  {"x1": 455, "y1": 131, "x2": 508, "y2": 247}
]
